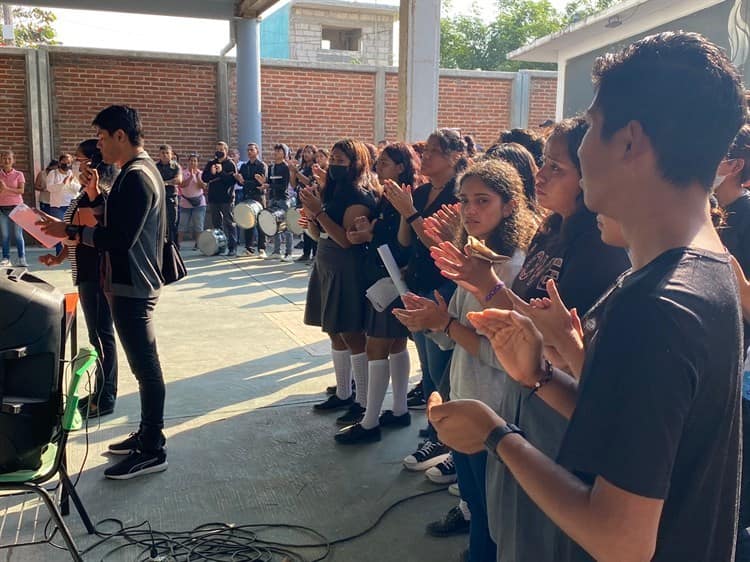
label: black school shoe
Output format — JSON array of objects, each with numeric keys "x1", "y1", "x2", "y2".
[
  {"x1": 379, "y1": 410, "x2": 411, "y2": 428},
  {"x1": 104, "y1": 450, "x2": 168, "y2": 480},
  {"x1": 336, "y1": 403, "x2": 365, "y2": 425},
  {"x1": 325, "y1": 380, "x2": 356, "y2": 396},
  {"x1": 313, "y1": 394, "x2": 354, "y2": 412},
  {"x1": 334, "y1": 423, "x2": 381, "y2": 444},
  {"x1": 425, "y1": 505, "x2": 470, "y2": 537}
]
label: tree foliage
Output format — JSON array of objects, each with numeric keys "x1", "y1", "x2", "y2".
[
  {"x1": 1, "y1": 6, "x2": 58, "y2": 47},
  {"x1": 440, "y1": 0, "x2": 621, "y2": 71}
]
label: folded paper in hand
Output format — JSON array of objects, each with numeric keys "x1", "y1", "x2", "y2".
[
  {"x1": 366, "y1": 277, "x2": 400, "y2": 312},
  {"x1": 9, "y1": 204, "x2": 60, "y2": 248}
]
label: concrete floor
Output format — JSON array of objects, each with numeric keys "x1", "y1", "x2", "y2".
[{"x1": 1, "y1": 247, "x2": 466, "y2": 562}]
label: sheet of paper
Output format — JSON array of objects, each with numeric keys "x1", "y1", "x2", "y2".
[
  {"x1": 376, "y1": 244, "x2": 409, "y2": 296},
  {"x1": 9, "y1": 204, "x2": 62, "y2": 248}
]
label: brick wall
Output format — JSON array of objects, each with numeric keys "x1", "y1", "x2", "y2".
[
  {"x1": 0, "y1": 53, "x2": 30, "y2": 186},
  {"x1": 438, "y1": 75, "x2": 513, "y2": 151},
  {"x1": 528, "y1": 76, "x2": 558, "y2": 130},
  {"x1": 383, "y1": 72, "x2": 399, "y2": 142},
  {"x1": 50, "y1": 52, "x2": 219, "y2": 164}
]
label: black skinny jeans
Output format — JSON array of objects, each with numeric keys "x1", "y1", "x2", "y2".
[
  {"x1": 78, "y1": 280, "x2": 118, "y2": 406},
  {"x1": 107, "y1": 295, "x2": 166, "y2": 452}
]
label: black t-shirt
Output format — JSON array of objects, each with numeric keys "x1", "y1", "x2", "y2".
[
  {"x1": 364, "y1": 198, "x2": 411, "y2": 285},
  {"x1": 268, "y1": 162, "x2": 290, "y2": 201},
  {"x1": 319, "y1": 184, "x2": 376, "y2": 234},
  {"x1": 156, "y1": 161, "x2": 180, "y2": 197},
  {"x1": 556, "y1": 248, "x2": 742, "y2": 562},
  {"x1": 239, "y1": 159, "x2": 268, "y2": 202},
  {"x1": 404, "y1": 179, "x2": 459, "y2": 294},
  {"x1": 511, "y1": 209, "x2": 630, "y2": 315},
  {"x1": 201, "y1": 159, "x2": 237, "y2": 204},
  {"x1": 720, "y1": 190, "x2": 750, "y2": 350}
]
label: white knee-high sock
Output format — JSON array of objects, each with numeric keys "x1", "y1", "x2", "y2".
[
  {"x1": 361, "y1": 359, "x2": 389, "y2": 429},
  {"x1": 389, "y1": 349, "x2": 411, "y2": 416},
  {"x1": 332, "y1": 348, "x2": 352, "y2": 400},
  {"x1": 350, "y1": 352, "x2": 368, "y2": 407}
]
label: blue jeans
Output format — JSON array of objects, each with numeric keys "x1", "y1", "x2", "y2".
[
  {"x1": 453, "y1": 450, "x2": 496, "y2": 562},
  {"x1": 0, "y1": 206, "x2": 25, "y2": 260},
  {"x1": 414, "y1": 282, "x2": 455, "y2": 441}
]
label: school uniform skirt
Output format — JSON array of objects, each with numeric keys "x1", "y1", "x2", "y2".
[
  {"x1": 365, "y1": 286, "x2": 410, "y2": 339},
  {"x1": 304, "y1": 236, "x2": 367, "y2": 334}
]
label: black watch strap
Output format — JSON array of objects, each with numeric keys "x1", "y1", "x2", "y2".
[
  {"x1": 484, "y1": 423, "x2": 524, "y2": 462},
  {"x1": 65, "y1": 224, "x2": 81, "y2": 241}
]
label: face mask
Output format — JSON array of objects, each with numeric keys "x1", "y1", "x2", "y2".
[
  {"x1": 59, "y1": 163, "x2": 69, "y2": 171},
  {"x1": 215, "y1": 151, "x2": 226, "y2": 160},
  {"x1": 328, "y1": 165, "x2": 348, "y2": 183},
  {"x1": 712, "y1": 174, "x2": 726, "y2": 189}
]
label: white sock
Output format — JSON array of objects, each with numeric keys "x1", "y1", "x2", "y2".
[
  {"x1": 332, "y1": 348, "x2": 352, "y2": 400},
  {"x1": 350, "y1": 352, "x2": 368, "y2": 407},
  {"x1": 361, "y1": 359, "x2": 389, "y2": 429},
  {"x1": 459, "y1": 499, "x2": 471, "y2": 521},
  {"x1": 388, "y1": 349, "x2": 410, "y2": 416}
]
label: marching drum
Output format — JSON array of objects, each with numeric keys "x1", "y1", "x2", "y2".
[
  {"x1": 286, "y1": 208, "x2": 304, "y2": 235},
  {"x1": 235, "y1": 201, "x2": 263, "y2": 229},
  {"x1": 197, "y1": 229, "x2": 228, "y2": 256},
  {"x1": 258, "y1": 208, "x2": 287, "y2": 236}
]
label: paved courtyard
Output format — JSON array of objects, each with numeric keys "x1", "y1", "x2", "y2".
[{"x1": 1, "y1": 247, "x2": 465, "y2": 561}]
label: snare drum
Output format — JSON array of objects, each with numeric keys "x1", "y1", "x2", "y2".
[
  {"x1": 286, "y1": 208, "x2": 304, "y2": 235},
  {"x1": 235, "y1": 201, "x2": 263, "y2": 229},
  {"x1": 197, "y1": 229, "x2": 228, "y2": 256},
  {"x1": 258, "y1": 208, "x2": 287, "y2": 236}
]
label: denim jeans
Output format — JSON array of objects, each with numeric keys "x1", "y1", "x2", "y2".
[
  {"x1": 414, "y1": 282, "x2": 456, "y2": 441},
  {"x1": 107, "y1": 295, "x2": 166, "y2": 452},
  {"x1": 268, "y1": 199, "x2": 292, "y2": 255},
  {"x1": 453, "y1": 450, "x2": 496, "y2": 562},
  {"x1": 0, "y1": 206, "x2": 25, "y2": 260},
  {"x1": 78, "y1": 280, "x2": 118, "y2": 407}
]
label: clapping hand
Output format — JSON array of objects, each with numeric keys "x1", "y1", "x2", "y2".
[
  {"x1": 429, "y1": 241, "x2": 499, "y2": 299},
  {"x1": 392, "y1": 291, "x2": 451, "y2": 333},
  {"x1": 346, "y1": 216, "x2": 375, "y2": 245},
  {"x1": 311, "y1": 164, "x2": 328, "y2": 189},
  {"x1": 428, "y1": 392, "x2": 505, "y2": 455},
  {"x1": 382, "y1": 179, "x2": 416, "y2": 218},
  {"x1": 299, "y1": 185, "x2": 323, "y2": 215},
  {"x1": 467, "y1": 308, "x2": 546, "y2": 388},
  {"x1": 423, "y1": 203, "x2": 462, "y2": 245}
]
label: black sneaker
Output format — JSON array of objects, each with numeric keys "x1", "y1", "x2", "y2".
[
  {"x1": 334, "y1": 423, "x2": 381, "y2": 444},
  {"x1": 336, "y1": 403, "x2": 365, "y2": 425},
  {"x1": 379, "y1": 410, "x2": 411, "y2": 428},
  {"x1": 403, "y1": 439, "x2": 449, "y2": 471},
  {"x1": 407, "y1": 385, "x2": 426, "y2": 410},
  {"x1": 425, "y1": 506, "x2": 470, "y2": 537},
  {"x1": 104, "y1": 450, "x2": 168, "y2": 480},
  {"x1": 108, "y1": 432, "x2": 165, "y2": 456},
  {"x1": 418, "y1": 426, "x2": 430, "y2": 438},
  {"x1": 407, "y1": 381, "x2": 423, "y2": 399},
  {"x1": 313, "y1": 394, "x2": 354, "y2": 412}
]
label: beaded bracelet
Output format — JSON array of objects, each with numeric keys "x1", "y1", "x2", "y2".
[{"x1": 484, "y1": 281, "x2": 506, "y2": 303}]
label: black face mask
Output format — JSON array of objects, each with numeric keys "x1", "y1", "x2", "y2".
[
  {"x1": 215, "y1": 151, "x2": 226, "y2": 160},
  {"x1": 328, "y1": 165, "x2": 348, "y2": 183},
  {"x1": 59, "y1": 163, "x2": 70, "y2": 171}
]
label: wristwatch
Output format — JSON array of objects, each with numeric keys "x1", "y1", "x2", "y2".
[
  {"x1": 65, "y1": 224, "x2": 82, "y2": 241},
  {"x1": 484, "y1": 423, "x2": 524, "y2": 462}
]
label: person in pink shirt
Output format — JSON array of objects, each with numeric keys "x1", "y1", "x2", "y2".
[
  {"x1": 178, "y1": 153, "x2": 207, "y2": 249},
  {"x1": 0, "y1": 149, "x2": 27, "y2": 267}
]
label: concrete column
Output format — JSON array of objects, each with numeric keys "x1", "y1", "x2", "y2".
[
  {"x1": 25, "y1": 48, "x2": 53, "y2": 181},
  {"x1": 374, "y1": 67, "x2": 386, "y2": 142},
  {"x1": 510, "y1": 70, "x2": 531, "y2": 129},
  {"x1": 235, "y1": 17, "x2": 262, "y2": 150},
  {"x1": 397, "y1": 0, "x2": 440, "y2": 143},
  {"x1": 216, "y1": 60, "x2": 231, "y2": 143}
]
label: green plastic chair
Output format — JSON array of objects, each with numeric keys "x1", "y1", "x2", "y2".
[{"x1": 0, "y1": 347, "x2": 98, "y2": 562}]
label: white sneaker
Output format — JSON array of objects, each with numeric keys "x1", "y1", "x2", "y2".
[
  {"x1": 266, "y1": 252, "x2": 281, "y2": 260},
  {"x1": 16, "y1": 257, "x2": 28, "y2": 267},
  {"x1": 280, "y1": 254, "x2": 293, "y2": 262},
  {"x1": 448, "y1": 483, "x2": 460, "y2": 497},
  {"x1": 236, "y1": 248, "x2": 248, "y2": 257},
  {"x1": 0, "y1": 258, "x2": 10, "y2": 267},
  {"x1": 257, "y1": 249, "x2": 267, "y2": 259},
  {"x1": 426, "y1": 453, "x2": 457, "y2": 484}
]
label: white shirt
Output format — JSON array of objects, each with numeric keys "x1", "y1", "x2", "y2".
[{"x1": 46, "y1": 169, "x2": 81, "y2": 208}]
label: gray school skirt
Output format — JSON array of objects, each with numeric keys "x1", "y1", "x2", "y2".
[{"x1": 304, "y1": 236, "x2": 367, "y2": 334}]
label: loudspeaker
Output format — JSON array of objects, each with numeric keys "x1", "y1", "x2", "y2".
[{"x1": 0, "y1": 268, "x2": 64, "y2": 471}]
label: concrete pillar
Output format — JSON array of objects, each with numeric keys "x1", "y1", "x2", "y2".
[
  {"x1": 235, "y1": 17, "x2": 262, "y2": 151},
  {"x1": 510, "y1": 70, "x2": 531, "y2": 129},
  {"x1": 397, "y1": 0, "x2": 440, "y2": 143},
  {"x1": 25, "y1": 48, "x2": 53, "y2": 181},
  {"x1": 216, "y1": 60, "x2": 231, "y2": 143},
  {"x1": 374, "y1": 68, "x2": 386, "y2": 142}
]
